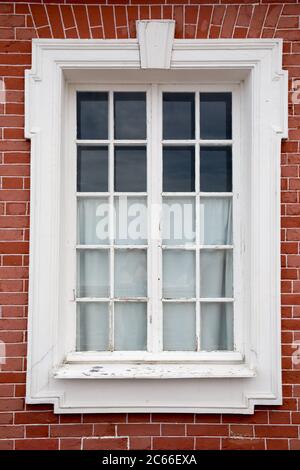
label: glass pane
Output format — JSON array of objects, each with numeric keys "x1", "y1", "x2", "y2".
[
  {"x1": 200, "y1": 197, "x2": 232, "y2": 245},
  {"x1": 200, "y1": 147, "x2": 232, "y2": 192},
  {"x1": 163, "y1": 146, "x2": 195, "y2": 192},
  {"x1": 77, "y1": 198, "x2": 109, "y2": 245},
  {"x1": 114, "y1": 92, "x2": 146, "y2": 140},
  {"x1": 200, "y1": 250, "x2": 233, "y2": 298},
  {"x1": 77, "y1": 146, "x2": 108, "y2": 192},
  {"x1": 201, "y1": 302, "x2": 233, "y2": 351},
  {"x1": 76, "y1": 302, "x2": 109, "y2": 351},
  {"x1": 114, "y1": 146, "x2": 146, "y2": 192},
  {"x1": 200, "y1": 93, "x2": 232, "y2": 140},
  {"x1": 162, "y1": 197, "x2": 195, "y2": 245},
  {"x1": 163, "y1": 93, "x2": 195, "y2": 140},
  {"x1": 163, "y1": 302, "x2": 196, "y2": 351},
  {"x1": 77, "y1": 250, "x2": 109, "y2": 297},
  {"x1": 114, "y1": 302, "x2": 147, "y2": 350},
  {"x1": 114, "y1": 250, "x2": 147, "y2": 297},
  {"x1": 77, "y1": 92, "x2": 108, "y2": 140},
  {"x1": 115, "y1": 196, "x2": 147, "y2": 245},
  {"x1": 163, "y1": 250, "x2": 195, "y2": 299}
]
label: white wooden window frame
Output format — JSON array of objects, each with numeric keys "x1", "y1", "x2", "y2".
[
  {"x1": 69, "y1": 82, "x2": 240, "y2": 361},
  {"x1": 25, "y1": 26, "x2": 288, "y2": 414}
]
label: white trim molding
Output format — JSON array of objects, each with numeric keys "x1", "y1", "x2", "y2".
[{"x1": 25, "y1": 30, "x2": 288, "y2": 414}]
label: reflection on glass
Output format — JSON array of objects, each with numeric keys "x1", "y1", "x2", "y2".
[
  {"x1": 114, "y1": 146, "x2": 146, "y2": 192},
  {"x1": 162, "y1": 197, "x2": 195, "y2": 245},
  {"x1": 163, "y1": 303, "x2": 196, "y2": 351},
  {"x1": 163, "y1": 250, "x2": 195, "y2": 299},
  {"x1": 114, "y1": 92, "x2": 146, "y2": 140},
  {"x1": 201, "y1": 302, "x2": 233, "y2": 351},
  {"x1": 115, "y1": 197, "x2": 147, "y2": 245},
  {"x1": 200, "y1": 250, "x2": 233, "y2": 298},
  {"x1": 78, "y1": 198, "x2": 109, "y2": 245},
  {"x1": 77, "y1": 92, "x2": 108, "y2": 140},
  {"x1": 76, "y1": 303, "x2": 109, "y2": 351},
  {"x1": 200, "y1": 93, "x2": 232, "y2": 140},
  {"x1": 114, "y1": 302, "x2": 147, "y2": 350},
  {"x1": 77, "y1": 146, "x2": 108, "y2": 192},
  {"x1": 200, "y1": 147, "x2": 232, "y2": 192},
  {"x1": 163, "y1": 146, "x2": 195, "y2": 192},
  {"x1": 114, "y1": 250, "x2": 147, "y2": 297},
  {"x1": 200, "y1": 198, "x2": 232, "y2": 245},
  {"x1": 77, "y1": 250, "x2": 109, "y2": 298},
  {"x1": 163, "y1": 93, "x2": 195, "y2": 140}
]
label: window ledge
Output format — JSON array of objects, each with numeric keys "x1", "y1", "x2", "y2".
[{"x1": 53, "y1": 362, "x2": 256, "y2": 379}]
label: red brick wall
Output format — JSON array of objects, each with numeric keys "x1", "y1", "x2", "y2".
[{"x1": 0, "y1": 0, "x2": 300, "y2": 451}]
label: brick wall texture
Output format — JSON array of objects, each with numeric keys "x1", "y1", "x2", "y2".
[{"x1": 0, "y1": 0, "x2": 300, "y2": 451}]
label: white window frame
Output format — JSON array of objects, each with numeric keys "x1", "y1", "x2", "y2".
[
  {"x1": 67, "y1": 82, "x2": 241, "y2": 364},
  {"x1": 25, "y1": 23, "x2": 288, "y2": 414}
]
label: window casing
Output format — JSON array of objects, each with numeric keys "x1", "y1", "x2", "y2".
[
  {"x1": 67, "y1": 83, "x2": 243, "y2": 363},
  {"x1": 25, "y1": 34, "x2": 287, "y2": 413}
]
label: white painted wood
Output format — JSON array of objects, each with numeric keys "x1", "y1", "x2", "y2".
[
  {"x1": 25, "y1": 38, "x2": 287, "y2": 414},
  {"x1": 137, "y1": 20, "x2": 175, "y2": 69},
  {"x1": 54, "y1": 362, "x2": 255, "y2": 380}
]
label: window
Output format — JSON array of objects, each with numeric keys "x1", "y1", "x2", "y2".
[
  {"x1": 75, "y1": 88, "x2": 235, "y2": 355},
  {"x1": 25, "y1": 26, "x2": 287, "y2": 413}
]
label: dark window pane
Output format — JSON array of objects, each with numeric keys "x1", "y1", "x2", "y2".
[
  {"x1": 163, "y1": 93, "x2": 195, "y2": 140},
  {"x1": 114, "y1": 92, "x2": 146, "y2": 140},
  {"x1": 163, "y1": 146, "x2": 195, "y2": 192},
  {"x1": 200, "y1": 93, "x2": 232, "y2": 140},
  {"x1": 200, "y1": 147, "x2": 232, "y2": 192},
  {"x1": 77, "y1": 146, "x2": 108, "y2": 192},
  {"x1": 77, "y1": 92, "x2": 108, "y2": 140},
  {"x1": 114, "y1": 146, "x2": 146, "y2": 192}
]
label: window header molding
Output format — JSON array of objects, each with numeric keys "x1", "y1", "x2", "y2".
[{"x1": 25, "y1": 28, "x2": 287, "y2": 414}]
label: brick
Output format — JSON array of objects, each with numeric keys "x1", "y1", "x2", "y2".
[
  {"x1": 255, "y1": 425, "x2": 298, "y2": 438},
  {"x1": 161, "y1": 424, "x2": 185, "y2": 436},
  {"x1": 195, "y1": 438, "x2": 220, "y2": 450},
  {"x1": 50, "y1": 424, "x2": 93, "y2": 438},
  {"x1": 15, "y1": 411, "x2": 58, "y2": 425},
  {"x1": 60, "y1": 438, "x2": 82, "y2": 450},
  {"x1": 222, "y1": 438, "x2": 265, "y2": 450},
  {"x1": 117, "y1": 424, "x2": 160, "y2": 437},
  {"x1": 153, "y1": 437, "x2": 194, "y2": 450},
  {"x1": 83, "y1": 437, "x2": 128, "y2": 450},
  {"x1": 129, "y1": 437, "x2": 151, "y2": 450},
  {"x1": 187, "y1": 424, "x2": 228, "y2": 436},
  {"x1": 15, "y1": 439, "x2": 59, "y2": 451}
]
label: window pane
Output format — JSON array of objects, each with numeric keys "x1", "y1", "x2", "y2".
[
  {"x1": 200, "y1": 250, "x2": 233, "y2": 298},
  {"x1": 78, "y1": 198, "x2": 109, "y2": 245},
  {"x1": 77, "y1": 250, "x2": 109, "y2": 298},
  {"x1": 76, "y1": 302, "x2": 109, "y2": 351},
  {"x1": 201, "y1": 302, "x2": 233, "y2": 351},
  {"x1": 163, "y1": 250, "x2": 195, "y2": 299},
  {"x1": 77, "y1": 146, "x2": 108, "y2": 192},
  {"x1": 200, "y1": 197, "x2": 232, "y2": 245},
  {"x1": 114, "y1": 249, "x2": 147, "y2": 297},
  {"x1": 114, "y1": 146, "x2": 146, "y2": 192},
  {"x1": 163, "y1": 302, "x2": 196, "y2": 351},
  {"x1": 115, "y1": 196, "x2": 147, "y2": 245},
  {"x1": 163, "y1": 93, "x2": 195, "y2": 140},
  {"x1": 200, "y1": 147, "x2": 232, "y2": 192},
  {"x1": 77, "y1": 92, "x2": 108, "y2": 140},
  {"x1": 163, "y1": 146, "x2": 195, "y2": 192},
  {"x1": 114, "y1": 92, "x2": 146, "y2": 140},
  {"x1": 162, "y1": 197, "x2": 195, "y2": 245},
  {"x1": 114, "y1": 302, "x2": 147, "y2": 350},
  {"x1": 200, "y1": 93, "x2": 232, "y2": 140}
]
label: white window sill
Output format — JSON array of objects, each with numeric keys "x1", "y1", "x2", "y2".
[{"x1": 53, "y1": 362, "x2": 256, "y2": 379}]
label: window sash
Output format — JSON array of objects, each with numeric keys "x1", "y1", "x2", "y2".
[{"x1": 67, "y1": 82, "x2": 242, "y2": 361}]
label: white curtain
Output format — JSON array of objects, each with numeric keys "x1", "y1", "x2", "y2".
[{"x1": 77, "y1": 303, "x2": 109, "y2": 351}]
